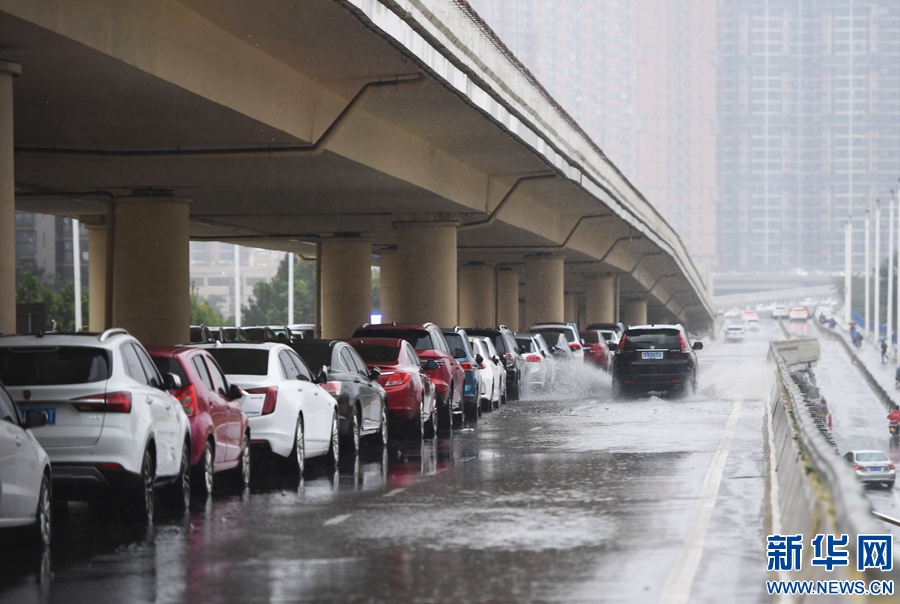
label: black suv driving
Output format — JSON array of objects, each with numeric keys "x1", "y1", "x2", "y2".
[
  {"x1": 465, "y1": 326, "x2": 523, "y2": 401},
  {"x1": 609, "y1": 324, "x2": 702, "y2": 396}
]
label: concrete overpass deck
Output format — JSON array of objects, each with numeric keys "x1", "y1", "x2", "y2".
[{"x1": 0, "y1": 0, "x2": 713, "y2": 343}]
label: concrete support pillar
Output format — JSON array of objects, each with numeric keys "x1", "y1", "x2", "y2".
[
  {"x1": 496, "y1": 268, "x2": 519, "y2": 330},
  {"x1": 379, "y1": 248, "x2": 399, "y2": 323},
  {"x1": 85, "y1": 222, "x2": 107, "y2": 331},
  {"x1": 524, "y1": 254, "x2": 564, "y2": 328},
  {"x1": 622, "y1": 298, "x2": 648, "y2": 328},
  {"x1": 320, "y1": 237, "x2": 372, "y2": 338},
  {"x1": 585, "y1": 275, "x2": 615, "y2": 324},
  {"x1": 518, "y1": 300, "x2": 527, "y2": 332},
  {"x1": 458, "y1": 263, "x2": 496, "y2": 328},
  {"x1": 564, "y1": 293, "x2": 576, "y2": 324},
  {"x1": 395, "y1": 214, "x2": 458, "y2": 326},
  {"x1": 0, "y1": 61, "x2": 19, "y2": 335},
  {"x1": 112, "y1": 197, "x2": 190, "y2": 346}
]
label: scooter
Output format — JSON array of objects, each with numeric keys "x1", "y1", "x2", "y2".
[
  {"x1": 851, "y1": 331, "x2": 863, "y2": 348},
  {"x1": 891, "y1": 420, "x2": 900, "y2": 437}
]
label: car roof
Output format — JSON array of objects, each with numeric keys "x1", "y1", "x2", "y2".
[
  {"x1": 849, "y1": 450, "x2": 888, "y2": 455},
  {"x1": 192, "y1": 341, "x2": 285, "y2": 351},
  {"x1": 343, "y1": 337, "x2": 405, "y2": 347},
  {"x1": 0, "y1": 330, "x2": 133, "y2": 347},
  {"x1": 626, "y1": 324, "x2": 683, "y2": 331},
  {"x1": 145, "y1": 345, "x2": 205, "y2": 357},
  {"x1": 358, "y1": 323, "x2": 435, "y2": 331}
]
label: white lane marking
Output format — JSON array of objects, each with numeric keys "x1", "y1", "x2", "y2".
[
  {"x1": 383, "y1": 488, "x2": 406, "y2": 498},
  {"x1": 657, "y1": 400, "x2": 743, "y2": 604},
  {"x1": 323, "y1": 514, "x2": 351, "y2": 526}
]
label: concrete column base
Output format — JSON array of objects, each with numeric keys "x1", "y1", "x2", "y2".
[
  {"x1": 524, "y1": 254, "x2": 564, "y2": 327},
  {"x1": 585, "y1": 275, "x2": 615, "y2": 325},
  {"x1": 321, "y1": 237, "x2": 372, "y2": 339},
  {"x1": 458, "y1": 263, "x2": 496, "y2": 328},
  {"x1": 112, "y1": 197, "x2": 190, "y2": 346},
  {"x1": 496, "y1": 268, "x2": 519, "y2": 330},
  {"x1": 564, "y1": 293, "x2": 576, "y2": 324},
  {"x1": 0, "y1": 63, "x2": 18, "y2": 335},
  {"x1": 622, "y1": 298, "x2": 648, "y2": 328},
  {"x1": 379, "y1": 248, "x2": 399, "y2": 323},
  {"x1": 395, "y1": 214, "x2": 458, "y2": 326}
]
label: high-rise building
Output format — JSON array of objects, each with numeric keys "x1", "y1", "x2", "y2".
[
  {"x1": 717, "y1": 0, "x2": 900, "y2": 270},
  {"x1": 466, "y1": 0, "x2": 719, "y2": 269}
]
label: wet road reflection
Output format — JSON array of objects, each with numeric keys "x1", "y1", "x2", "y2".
[{"x1": 1, "y1": 328, "x2": 774, "y2": 604}]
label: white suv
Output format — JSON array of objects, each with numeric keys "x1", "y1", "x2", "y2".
[
  {"x1": 0, "y1": 329, "x2": 191, "y2": 522},
  {"x1": 528, "y1": 322, "x2": 585, "y2": 361}
]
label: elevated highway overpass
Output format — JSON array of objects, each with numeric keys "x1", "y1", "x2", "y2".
[{"x1": 0, "y1": 0, "x2": 714, "y2": 344}]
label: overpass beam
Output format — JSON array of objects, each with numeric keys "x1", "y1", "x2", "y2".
[
  {"x1": 395, "y1": 214, "x2": 459, "y2": 326},
  {"x1": 458, "y1": 262, "x2": 496, "y2": 328},
  {"x1": 496, "y1": 268, "x2": 519, "y2": 330},
  {"x1": 378, "y1": 248, "x2": 399, "y2": 323},
  {"x1": 0, "y1": 61, "x2": 19, "y2": 335},
  {"x1": 321, "y1": 237, "x2": 372, "y2": 338},
  {"x1": 585, "y1": 275, "x2": 616, "y2": 325},
  {"x1": 524, "y1": 254, "x2": 564, "y2": 327},
  {"x1": 112, "y1": 197, "x2": 190, "y2": 346},
  {"x1": 622, "y1": 297, "x2": 648, "y2": 328}
]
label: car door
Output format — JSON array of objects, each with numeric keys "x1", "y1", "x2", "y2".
[
  {"x1": 121, "y1": 342, "x2": 177, "y2": 477},
  {"x1": 197, "y1": 354, "x2": 234, "y2": 463},
  {"x1": 346, "y1": 346, "x2": 382, "y2": 431},
  {"x1": 285, "y1": 350, "x2": 330, "y2": 448},
  {"x1": 204, "y1": 354, "x2": 243, "y2": 460},
  {"x1": 134, "y1": 343, "x2": 183, "y2": 475},
  {"x1": 0, "y1": 388, "x2": 31, "y2": 520}
]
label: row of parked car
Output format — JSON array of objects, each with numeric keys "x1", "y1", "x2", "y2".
[{"x1": 0, "y1": 319, "x2": 620, "y2": 547}]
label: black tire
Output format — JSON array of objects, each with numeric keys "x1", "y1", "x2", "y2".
[
  {"x1": 887, "y1": 481, "x2": 895, "y2": 489},
  {"x1": 232, "y1": 432, "x2": 251, "y2": 488},
  {"x1": 286, "y1": 416, "x2": 305, "y2": 477},
  {"x1": 192, "y1": 440, "x2": 214, "y2": 498},
  {"x1": 437, "y1": 394, "x2": 453, "y2": 433},
  {"x1": 341, "y1": 408, "x2": 361, "y2": 461},
  {"x1": 374, "y1": 404, "x2": 389, "y2": 447},
  {"x1": 324, "y1": 412, "x2": 340, "y2": 468},
  {"x1": 423, "y1": 401, "x2": 436, "y2": 439},
  {"x1": 31, "y1": 474, "x2": 52, "y2": 547},
  {"x1": 122, "y1": 447, "x2": 154, "y2": 523},
  {"x1": 161, "y1": 440, "x2": 191, "y2": 512}
]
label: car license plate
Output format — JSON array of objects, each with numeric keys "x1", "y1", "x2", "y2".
[
  {"x1": 870, "y1": 467, "x2": 882, "y2": 472},
  {"x1": 642, "y1": 351, "x2": 664, "y2": 360},
  {"x1": 18, "y1": 408, "x2": 56, "y2": 425}
]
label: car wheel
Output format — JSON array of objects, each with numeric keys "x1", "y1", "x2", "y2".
[
  {"x1": 417, "y1": 401, "x2": 426, "y2": 439},
  {"x1": 437, "y1": 394, "x2": 452, "y2": 433},
  {"x1": 122, "y1": 447, "x2": 155, "y2": 523},
  {"x1": 423, "y1": 400, "x2": 437, "y2": 439},
  {"x1": 887, "y1": 480, "x2": 895, "y2": 489},
  {"x1": 286, "y1": 416, "x2": 305, "y2": 477},
  {"x1": 341, "y1": 408, "x2": 360, "y2": 462},
  {"x1": 233, "y1": 433, "x2": 251, "y2": 488},
  {"x1": 31, "y1": 474, "x2": 52, "y2": 547},
  {"x1": 162, "y1": 440, "x2": 191, "y2": 512},
  {"x1": 325, "y1": 411, "x2": 340, "y2": 467},
  {"x1": 375, "y1": 404, "x2": 389, "y2": 448},
  {"x1": 192, "y1": 440, "x2": 214, "y2": 498}
]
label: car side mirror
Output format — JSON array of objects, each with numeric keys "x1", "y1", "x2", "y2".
[
  {"x1": 24, "y1": 409, "x2": 47, "y2": 429},
  {"x1": 475, "y1": 353, "x2": 483, "y2": 365},
  {"x1": 492, "y1": 355, "x2": 500, "y2": 365},
  {"x1": 608, "y1": 342, "x2": 618, "y2": 352},
  {"x1": 315, "y1": 367, "x2": 328, "y2": 384},
  {"x1": 162, "y1": 372, "x2": 182, "y2": 391},
  {"x1": 369, "y1": 366, "x2": 382, "y2": 380},
  {"x1": 692, "y1": 341, "x2": 703, "y2": 351},
  {"x1": 423, "y1": 360, "x2": 439, "y2": 371},
  {"x1": 228, "y1": 384, "x2": 242, "y2": 400}
]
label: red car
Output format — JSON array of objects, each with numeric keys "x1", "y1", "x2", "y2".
[
  {"x1": 580, "y1": 330, "x2": 611, "y2": 370},
  {"x1": 352, "y1": 323, "x2": 464, "y2": 431},
  {"x1": 147, "y1": 346, "x2": 250, "y2": 496},
  {"x1": 344, "y1": 337, "x2": 437, "y2": 438}
]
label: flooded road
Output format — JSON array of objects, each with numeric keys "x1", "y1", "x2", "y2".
[{"x1": 1, "y1": 326, "x2": 775, "y2": 604}]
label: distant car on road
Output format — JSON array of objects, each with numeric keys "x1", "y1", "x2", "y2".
[
  {"x1": 724, "y1": 324, "x2": 746, "y2": 342},
  {"x1": 842, "y1": 450, "x2": 895, "y2": 488},
  {"x1": 771, "y1": 306, "x2": 789, "y2": 320},
  {"x1": 580, "y1": 330, "x2": 611, "y2": 371},
  {"x1": 609, "y1": 324, "x2": 703, "y2": 396},
  {"x1": 529, "y1": 322, "x2": 584, "y2": 361},
  {"x1": 789, "y1": 307, "x2": 809, "y2": 321}
]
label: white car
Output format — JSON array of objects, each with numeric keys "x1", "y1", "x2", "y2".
[
  {"x1": 724, "y1": 324, "x2": 746, "y2": 342},
  {"x1": 515, "y1": 334, "x2": 553, "y2": 396},
  {"x1": 771, "y1": 306, "x2": 789, "y2": 319},
  {"x1": 529, "y1": 322, "x2": 584, "y2": 361},
  {"x1": 200, "y1": 343, "x2": 338, "y2": 474},
  {"x1": 744, "y1": 316, "x2": 760, "y2": 331},
  {"x1": 0, "y1": 381, "x2": 51, "y2": 546},
  {"x1": 469, "y1": 337, "x2": 504, "y2": 410},
  {"x1": 0, "y1": 329, "x2": 192, "y2": 522}
]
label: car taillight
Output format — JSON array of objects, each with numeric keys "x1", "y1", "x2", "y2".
[
  {"x1": 679, "y1": 333, "x2": 691, "y2": 354},
  {"x1": 569, "y1": 342, "x2": 582, "y2": 351},
  {"x1": 246, "y1": 386, "x2": 278, "y2": 415},
  {"x1": 319, "y1": 381, "x2": 342, "y2": 397},
  {"x1": 385, "y1": 372, "x2": 411, "y2": 387},
  {"x1": 891, "y1": 465, "x2": 896, "y2": 470},
  {"x1": 505, "y1": 352, "x2": 514, "y2": 365},
  {"x1": 173, "y1": 383, "x2": 197, "y2": 417},
  {"x1": 525, "y1": 354, "x2": 542, "y2": 363},
  {"x1": 460, "y1": 361, "x2": 474, "y2": 372},
  {"x1": 72, "y1": 391, "x2": 133, "y2": 413},
  {"x1": 98, "y1": 462, "x2": 124, "y2": 470},
  {"x1": 854, "y1": 465, "x2": 863, "y2": 470}
]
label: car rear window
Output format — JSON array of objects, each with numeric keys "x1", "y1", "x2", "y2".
[
  {"x1": 443, "y1": 333, "x2": 468, "y2": 358},
  {"x1": 353, "y1": 345, "x2": 400, "y2": 364},
  {"x1": 515, "y1": 337, "x2": 536, "y2": 353},
  {"x1": 533, "y1": 326, "x2": 575, "y2": 342},
  {"x1": 354, "y1": 329, "x2": 433, "y2": 351},
  {"x1": 150, "y1": 355, "x2": 188, "y2": 385},
  {"x1": 0, "y1": 346, "x2": 112, "y2": 385},
  {"x1": 581, "y1": 332, "x2": 600, "y2": 344},
  {"x1": 856, "y1": 452, "x2": 888, "y2": 462},
  {"x1": 622, "y1": 329, "x2": 681, "y2": 350},
  {"x1": 205, "y1": 348, "x2": 269, "y2": 375}
]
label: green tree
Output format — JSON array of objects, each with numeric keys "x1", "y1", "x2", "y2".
[
  {"x1": 190, "y1": 283, "x2": 224, "y2": 326},
  {"x1": 242, "y1": 255, "x2": 318, "y2": 326}
]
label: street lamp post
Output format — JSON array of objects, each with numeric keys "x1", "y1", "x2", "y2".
[
  {"x1": 875, "y1": 202, "x2": 881, "y2": 343},
  {"x1": 888, "y1": 191, "x2": 895, "y2": 357},
  {"x1": 865, "y1": 209, "x2": 870, "y2": 339},
  {"x1": 845, "y1": 217, "x2": 852, "y2": 325}
]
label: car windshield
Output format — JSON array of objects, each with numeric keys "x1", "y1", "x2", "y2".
[
  {"x1": 353, "y1": 345, "x2": 400, "y2": 364},
  {"x1": 150, "y1": 356, "x2": 188, "y2": 385},
  {"x1": 581, "y1": 332, "x2": 600, "y2": 344},
  {"x1": 856, "y1": 452, "x2": 888, "y2": 462},
  {"x1": 533, "y1": 326, "x2": 575, "y2": 342},
  {"x1": 622, "y1": 329, "x2": 682, "y2": 350},
  {"x1": 205, "y1": 348, "x2": 269, "y2": 375},
  {"x1": 290, "y1": 344, "x2": 332, "y2": 370},
  {"x1": 533, "y1": 331, "x2": 568, "y2": 347},
  {"x1": 355, "y1": 329, "x2": 432, "y2": 351},
  {"x1": 0, "y1": 346, "x2": 111, "y2": 385},
  {"x1": 443, "y1": 333, "x2": 468, "y2": 359},
  {"x1": 599, "y1": 330, "x2": 615, "y2": 340}
]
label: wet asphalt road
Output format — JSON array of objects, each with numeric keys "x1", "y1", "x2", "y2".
[{"x1": 1, "y1": 328, "x2": 775, "y2": 604}]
